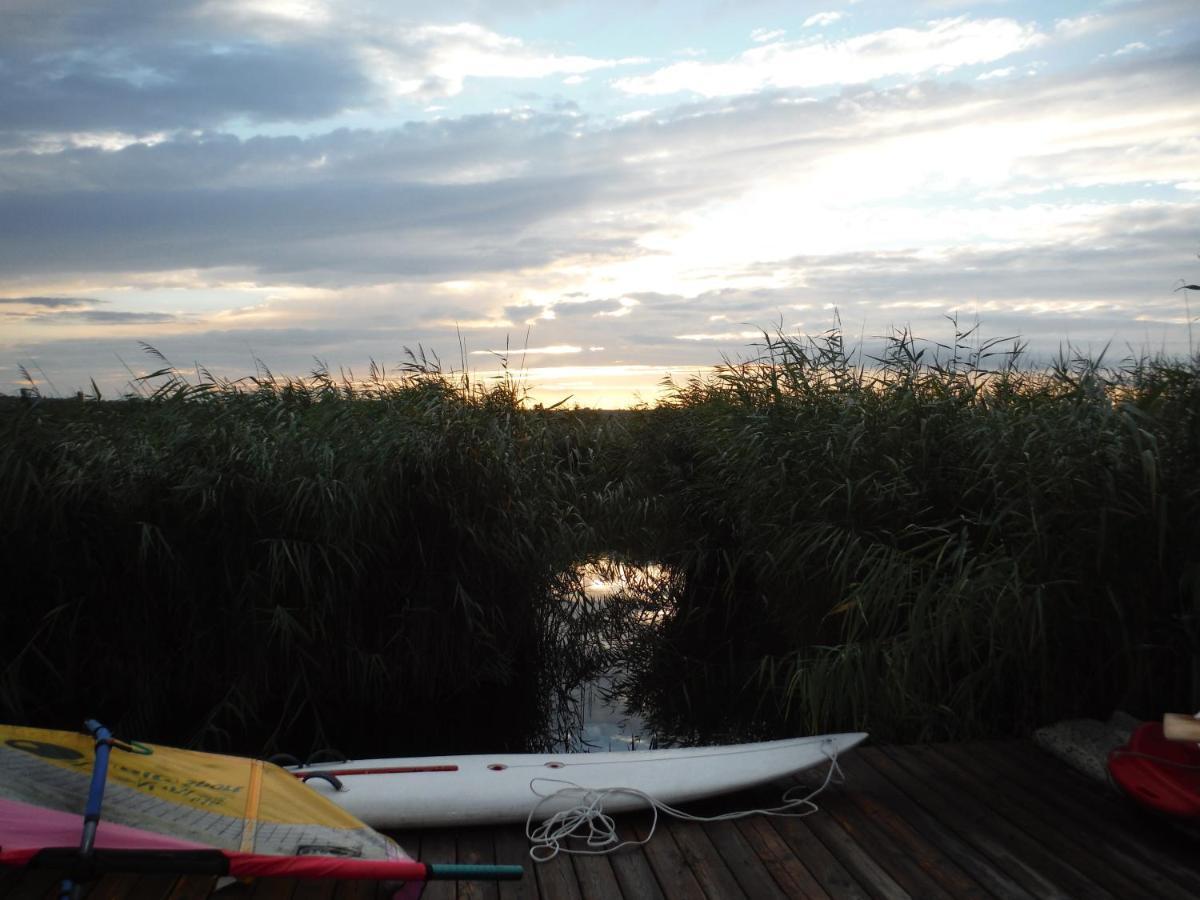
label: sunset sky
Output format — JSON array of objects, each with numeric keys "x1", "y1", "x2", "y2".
[{"x1": 3, "y1": 0, "x2": 1198, "y2": 406}]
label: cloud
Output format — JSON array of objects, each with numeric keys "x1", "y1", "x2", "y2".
[
  {"x1": 0, "y1": 295, "x2": 179, "y2": 325},
  {"x1": 1054, "y1": 14, "x2": 1108, "y2": 40},
  {"x1": 66, "y1": 310, "x2": 180, "y2": 323},
  {"x1": 360, "y1": 22, "x2": 643, "y2": 102},
  {"x1": 0, "y1": 169, "x2": 634, "y2": 282},
  {"x1": 803, "y1": 12, "x2": 843, "y2": 29},
  {"x1": 4, "y1": 7, "x2": 1200, "y2": 398},
  {"x1": 0, "y1": 2, "x2": 638, "y2": 140},
  {"x1": 614, "y1": 16, "x2": 1046, "y2": 97},
  {"x1": 0, "y1": 296, "x2": 98, "y2": 308},
  {"x1": 470, "y1": 344, "x2": 582, "y2": 355},
  {"x1": 0, "y1": 38, "x2": 373, "y2": 136},
  {"x1": 2, "y1": 42, "x2": 1197, "y2": 294},
  {"x1": 1113, "y1": 41, "x2": 1149, "y2": 56},
  {"x1": 675, "y1": 330, "x2": 760, "y2": 341}
]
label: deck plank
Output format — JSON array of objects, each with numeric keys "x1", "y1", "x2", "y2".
[
  {"x1": 83, "y1": 874, "x2": 144, "y2": 899},
  {"x1": 492, "y1": 827, "x2": 537, "y2": 900},
  {"x1": 938, "y1": 742, "x2": 1197, "y2": 900},
  {"x1": 164, "y1": 876, "x2": 220, "y2": 900},
  {"x1": 290, "y1": 878, "x2": 337, "y2": 900},
  {"x1": 247, "y1": 876, "x2": 299, "y2": 899},
  {"x1": 662, "y1": 820, "x2": 747, "y2": 899},
  {"x1": 330, "y1": 877, "x2": 377, "y2": 900},
  {"x1": 855, "y1": 747, "x2": 1034, "y2": 900},
  {"x1": 0, "y1": 867, "x2": 26, "y2": 898},
  {"x1": 925, "y1": 743, "x2": 1152, "y2": 898},
  {"x1": 605, "y1": 818, "x2": 664, "y2": 900},
  {"x1": 793, "y1": 760, "x2": 955, "y2": 900},
  {"x1": 902, "y1": 748, "x2": 1123, "y2": 900},
  {"x1": 455, "y1": 827, "x2": 498, "y2": 900},
  {"x1": 873, "y1": 744, "x2": 1072, "y2": 900},
  {"x1": 532, "y1": 851, "x2": 582, "y2": 900},
  {"x1": 629, "y1": 815, "x2": 706, "y2": 900},
  {"x1": 761, "y1": 806, "x2": 873, "y2": 900},
  {"x1": 701, "y1": 819, "x2": 790, "y2": 900},
  {"x1": 419, "y1": 829, "x2": 459, "y2": 900},
  {"x1": 569, "y1": 852, "x2": 622, "y2": 900},
  {"x1": 5, "y1": 740, "x2": 1198, "y2": 899},
  {"x1": 837, "y1": 755, "x2": 991, "y2": 900},
  {"x1": 733, "y1": 815, "x2": 826, "y2": 898},
  {"x1": 6, "y1": 867, "x2": 66, "y2": 900},
  {"x1": 129, "y1": 875, "x2": 193, "y2": 900},
  {"x1": 986, "y1": 739, "x2": 1200, "y2": 896},
  {"x1": 904, "y1": 743, "x2": 1124, "y2": 900},
  {"x1": 776, "y1": 798, "x2": 910, "y2": 900}
]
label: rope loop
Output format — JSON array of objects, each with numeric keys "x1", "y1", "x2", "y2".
[{"x1": 525, "y1": 741, "x2": 845, "y2": 862}]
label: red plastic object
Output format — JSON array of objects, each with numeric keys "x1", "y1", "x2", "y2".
[{"x1": 1108, "y1": 722, "x2": 1200, "y2": 819}]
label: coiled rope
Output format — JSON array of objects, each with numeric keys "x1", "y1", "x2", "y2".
[{"x1": 525, "y1": 742, "x2": 845, "y2": 862}]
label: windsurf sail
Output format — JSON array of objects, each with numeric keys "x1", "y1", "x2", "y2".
[{"x1": 0, "y1": 721, "x2": 522, "y2": 897}]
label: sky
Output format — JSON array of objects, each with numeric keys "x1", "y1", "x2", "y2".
[{"x1": 2, "y1": 0, "x2": 1198, "y2": 407}]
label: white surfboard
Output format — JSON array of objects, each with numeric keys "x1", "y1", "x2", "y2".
[{"x1": 292, "y1": 732, "x2": 867, "y2": 829}]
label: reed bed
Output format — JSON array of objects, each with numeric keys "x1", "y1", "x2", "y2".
[
  {"x1": 0, "y1": 353, "x2": 608, "y2": 756},
  {"x1": 3, "y1": 328, "x2": 1198, "y2": 751},
  {"x1": 607, "y1": 327, "x2": 1200, "y2": 743}
]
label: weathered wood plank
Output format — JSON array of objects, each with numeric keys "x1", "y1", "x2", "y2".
[
  {"x1": 873, "y1": 744, "x2": 1072, "y2": 900},
  {"x1": 836, "y1": 755, "x2": 991, "y2": 900},
  {"x1": 702, "y1": 819, "x2": 790, "y2": 900},
  {"x1": 778, "y1": 783, "x2": 911, "y2": 900},
  {"x1": 419, "y1": 830, "x2": 459, "y2": 900},
  {"x1": 6, "y1": 868, "x2": 67, "y2": 900},
  {"x1": 0, "y1": 866, "x2": 24, "y2": 895},
  {"x1": 763, "y1": 810, "x2": 872, "y2": 900},
  {"x1": 928, "y1": 743, "x2": 1156, "y2": 899},
  {"x1": 82, "y1": 874, "x2": 141, "y2": 899},
  {"x1": 733, "y1": 815, "x2": 825, "y2": 898},
  {"x1": 164, "y1": 876, "x2": 220, "y2": 900},
  {"x1": 456, "y1": 827, "x2": 498, "y2": 900},
  {"x1": 663, "y1": 819, "x2": 747, "y2": 899},
  {"x1": 940, "y1": 741, "x2": 1198, "y2": 900},
  {"x1": 608, "y1": 851, "x2": 661, "y2": 900},
  {"x1": 533, "y1": 851, "x2": 581, "y2": 900},
  {"x1": 569, "y1": 851, "x2": 622, "y2": 900},
  {"x1": 290, "y1": 878, "x2": 337, "y2": 900},
  {"x1": 854, "y1": 747, "x2": 1034, "y2": 900},
  {"x1": 792, "y1": 761, "x2": 954, "y2": 900},
  {"x1": 126, "y1": 874, "x2": 186, "y2": 900},
  {"x1": 989, "y1": 739, "x2": 1200, "y2": 896},
  {"x1": 246, "y1": 876, "x2": 298, "y2": 899},
  {"x1": 330, "y1": 877, "x2": 377, "y2": 900},
  {"x1": 904, "y1": 743, "x2": 1123, "y2": 900},
  {"x1": 629, "y1": 815, "x2": 706, "y2": 900},
  {"x1": 492, "y1": 827, "x2": 537, "y2": 900},
  {"x1": 606, "y1": 818, "x2": 664, "y2": 900},
  {"x1": 494, "y1": 828, "x2": 537, "y2": 900}
]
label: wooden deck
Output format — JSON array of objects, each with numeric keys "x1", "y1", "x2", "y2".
[{"x1": 4, "y1": 741, "x2": 1198, "y2": 898}]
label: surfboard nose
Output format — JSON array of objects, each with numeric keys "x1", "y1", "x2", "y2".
[{"x1": 827, "y1": 732, "x2": 869, "y2": 754}]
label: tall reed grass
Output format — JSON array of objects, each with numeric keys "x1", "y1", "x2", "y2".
[
  {"x1": 607, "y1": 327, "x2": 1200, "y2": 742},
  {"x1": 3, "y1": 328, "x2": 1197, "y2": 750},
  {"x1": 0, "y1": 353, "x2": 607, "y2": 755}
]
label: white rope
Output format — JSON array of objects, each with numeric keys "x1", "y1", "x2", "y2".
[{"x1": 525, "y1": 742, "x2": 845, "y2": 862}]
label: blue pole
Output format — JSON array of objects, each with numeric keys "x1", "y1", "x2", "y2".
[{"x1": 59, "y1": 719, "x2": 114, "y2": 900}]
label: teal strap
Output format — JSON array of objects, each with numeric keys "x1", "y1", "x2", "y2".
[{"x1": 425, "y1": 863, "x2": 524, "y2": 881}]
